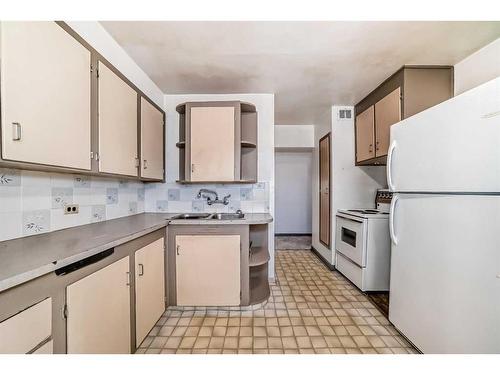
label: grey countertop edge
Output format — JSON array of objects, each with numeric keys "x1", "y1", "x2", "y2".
[
  {"x1": 0, "y1": 213, "x2": 273, "y2": 293},
  {"x1": 0, "y1": 221, "x2": 168, "y2": 293}
]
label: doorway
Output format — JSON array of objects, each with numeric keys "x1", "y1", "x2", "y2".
[{"x1": 275, "y1": 150, "x2": 312, "y2": 250}]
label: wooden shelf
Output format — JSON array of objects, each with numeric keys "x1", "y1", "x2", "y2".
[
  {"x1": 249, "y1": 246, "x2": 270, "y2": 267},
  {"x1": 241, "y1": 141, "x2": 257, "y2": 148},
  {"x1": 176, "y1": 141, "x2": 185, "y2": 148}
]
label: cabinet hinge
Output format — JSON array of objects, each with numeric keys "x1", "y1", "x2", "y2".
[
  {"x1": 90, "y1": 64, "x2": 99, "y2": 78},
  {"x1": 62, "y1": 304, "x2": 68, "y2": 320}
]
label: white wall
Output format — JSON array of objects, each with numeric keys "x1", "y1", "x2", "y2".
[
  {"x1": 454, "y1": 37, "x2": 500, "y2": 96},
  {"x1": 66, "y1": 21, "x2": 164, "y2": 107},
  {"x1": 146, "y1": 93, "x2": 276, "y2": 279},
  {"x1": 275, "y1": 151, "x2": 312, "y2": 234},
  {"x1": 275, "y1": 125, "x2": 315, "y2": 149},
  {"x1": 311, "y1": 106, "x2": 386, "y2": 266}
]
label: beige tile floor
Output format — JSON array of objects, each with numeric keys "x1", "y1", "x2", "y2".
[{"x1": 136, "y1": 250, "x2": 417, "y2": 354}]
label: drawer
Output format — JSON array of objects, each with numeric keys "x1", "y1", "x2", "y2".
[
  {"x1": 335, "y1": 215, "x2": 367, "y2": 266},
  {"x1": 0, "y1": 298, "x2": 52, "y2": 354},
  {"x1": 336, "y1": 252, "x2": 364, "y2": 290}
]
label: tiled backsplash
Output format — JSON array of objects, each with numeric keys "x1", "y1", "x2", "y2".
[
  {"x1": 0, "y1": 168, "x2": 145, "y2": 242},
  {"x1": 144, "y1": 182, "x2": 270, "y2": 214}
]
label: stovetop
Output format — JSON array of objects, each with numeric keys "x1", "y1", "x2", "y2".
[{"x1": 337, "y1": 208, "x2": 389, "y2": 219}]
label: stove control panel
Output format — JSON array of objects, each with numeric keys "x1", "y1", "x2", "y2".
[{"x1": 375, "y1": 190, "x2": 393, "y2": 204}]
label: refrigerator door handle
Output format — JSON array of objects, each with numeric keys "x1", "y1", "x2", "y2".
[
  {"x1": 389, "y1": 194, "x2": 399, "y2": 245},
  {"x1": 387, "y1": 140, "x2": 397, "y2": 192}
]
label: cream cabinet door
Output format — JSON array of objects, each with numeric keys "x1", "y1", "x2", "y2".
[
  {"x1": 355, "y1": 105, "x2": 375, "y2": 163},
  {"x1": 135, "y1": 238, "x2": 166, "y2": 347},
  {"x1": 0, "y1": 298, "x2": 52, "y2": 354},
  {"x1": 98, "y1": 62, "x2": 138, "y2": 177},
  {"x1": 375, "y1": 87, "x2": 401, "y2": 157},
  {"x1": 66, "y1": 257, "x2": 131, "y2": 354},
  {"x1": 0, "y1": 21, "x2": 91, "y2": 169},
  {"x1": 140, "y1": 98, "x2": 164, "y2": 180},
  {"x1": 189, "y1": 106, "x2": 235, "y2": 181},
  {"x1": 176, "y1": 235, "x2": 240, "y2": 306}
]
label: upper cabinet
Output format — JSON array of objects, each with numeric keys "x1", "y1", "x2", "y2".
[
  {"x1": 176, "y1": 101, "x2": 257, "y2": 183},
  {"x1": 98, "y1": 62, "x2": 138, "y2": 177},
  {"x1": 140, "y1": 98, "x2": 165, "y2": 181},
  {"x1": 0, "y1": 21, "x2": 91, "y2": 170},
  {"x1": 355, "y1": 66, "x2": 453, "y2": 165},
  {"x1": 0, "y1": 21, "x2": 165, "y2": 182}
]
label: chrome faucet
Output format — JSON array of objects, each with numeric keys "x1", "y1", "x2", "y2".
[{"x1": 197, "y1": 189, "x2": 231, "y2": 206}]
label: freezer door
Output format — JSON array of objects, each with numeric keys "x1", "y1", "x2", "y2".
[
  {"x1": 388, "y1": 194, "x2": 500, "y2": 353},
  {"x1": 387, "y1": 77, "x2": 500, "y2": 193}
]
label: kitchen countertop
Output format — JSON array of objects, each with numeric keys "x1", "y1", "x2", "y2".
[{"x1": 0, "y1": 212, "x2": 273, "y2": 293}]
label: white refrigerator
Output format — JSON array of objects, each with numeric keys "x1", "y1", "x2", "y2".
[{"x1": 387, "y1": 77, "x2": 500, "y2": 353}]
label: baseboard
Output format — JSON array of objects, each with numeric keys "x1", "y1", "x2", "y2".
[
  {"x1": 310, "y1": 246, "x2": 335, "y2": 271},
  {"x1": 275, "y1": 233, "x2": 312, "y2": 237}
]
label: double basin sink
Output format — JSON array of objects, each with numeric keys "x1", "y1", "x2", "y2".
[{"x1": 170, "y1": 212, "x2": 245, "y2": 221}]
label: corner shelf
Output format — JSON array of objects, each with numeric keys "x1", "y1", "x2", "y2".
[
  {"x1": 248, "y1": 224, "x2": 270, "y2": 305},
  {"x1": 241, "y1": 141, "x2": 257, "y2": 148},
  {"x1": 249, "y1": 246, "x2": 270, "y2": 267}
]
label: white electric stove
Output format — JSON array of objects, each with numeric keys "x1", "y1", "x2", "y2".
[{"x1": 335, "y1": 190, "x2": 393, "y2": 291}]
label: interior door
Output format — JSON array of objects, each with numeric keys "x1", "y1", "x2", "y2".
[
  {"x1": 375, "y1": 87, "x2": 401, "y2": 157},
  {"x1": 66, "y1": 257, "x2": 131, "y2": 354},
  {"x1": 98, "y1": 62, "x2": 138, "y2": 177},
  {"x1": 176, "y1": 235, "x2": 240, "y2": 306},
  {"x1": 389, "y1": 194, "x2": 500, "y2": 353},
  {"x1": 189, "y1": 106, "x2": 235, "y2": 181},
  {"x1": 0, "y1": 21, "x2": 91, "y2": 169},
  {"x1": 140, "y1": 97, "x2": 164, "y2": 180},
  {"x1": 355, "y1": 106, "x2": 375, "y2": 162},
  {"x1": 319, "y1": 133, "x2": 331, "y2": 248},
  {"x1": 135, "y1": 238, "x2": 166, "y2": 347}
]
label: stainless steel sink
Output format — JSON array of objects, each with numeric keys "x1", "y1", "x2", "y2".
[
  {"x1": 210, "y1": 212, "x2": 245, "y2": 220},
  {"x1": 170, "y1": 213, "x2": 212, "y2": 220},
  {"x1": 170, "y1": 211, "x2": 245, "y2": 220}
]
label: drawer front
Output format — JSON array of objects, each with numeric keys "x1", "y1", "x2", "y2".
[
  {"x1": 0, "y1": 298, "x2": 52, "y2": 354},
  {"x1": 335, "y1": 215, "x2": 366, "y2": 266},
  {"x1": 336, "y1": 253, "x2": 364, "y2": 291}
]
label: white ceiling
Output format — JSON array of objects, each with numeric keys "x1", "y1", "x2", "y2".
[{"x1": 100, "y1": 21, "x2": 500, "y2": 124}]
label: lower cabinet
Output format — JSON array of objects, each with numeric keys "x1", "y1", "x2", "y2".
[
  {"x1": 175, "y1": 235, "x2": 241, "y2": 306},
  {"x1": 134, "y1": 238, "x2": 166, "y2": 347},
  {"x1": 66, "y1": 257, "x2": 131, "y2": 354},
  {"x1": 0, "y1": 298, "x2": 52, "y2": 354}
]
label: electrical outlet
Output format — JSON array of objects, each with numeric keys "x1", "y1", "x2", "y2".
[{"x1": 64, "y1": 204, "x2": 79, "y2": 215}]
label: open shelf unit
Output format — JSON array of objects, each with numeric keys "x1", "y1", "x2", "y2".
[
  {"x1": 176, "y1": 101, "x2": 257, "y2": 183},
  {"x1": 249, "y1": 224, "x2": 270, "y2": 305}
]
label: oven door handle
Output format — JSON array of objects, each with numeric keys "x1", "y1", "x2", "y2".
[
  {"x1": 389, "y1": 194, "x2": 399, "y2": 245},
  {"x1": 336, "y1": 214, "x2": 364, "y2": 224}
]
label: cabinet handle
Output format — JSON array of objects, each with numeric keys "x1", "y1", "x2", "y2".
[
  {"x1": 369, "y1": 144, "x2": 373, "y2": 153},
  {"x1": 176, "y1": 245, "x2": 180, "y2": 256},
  {"x1": 135, "y1": 157, "x2": 140, "y2": 168},
  {"x1": 12, "y1": 122, "x2": 22, "y2": 141},
  {"x1": 143, "y1": 160, "x2": 148, "y2": 170},
  {"x1": 191, "y1": 164, "x2": 195, "y2": 174},
  {"x1": 138, "y1": 263, "x2": 144, "y2": 276},
  {"x1": 126, "y1": 271, "x2": 130, "y2": 286},
  {"x1": 376, "y1": 141, "x2": 379, "y2": 151}
]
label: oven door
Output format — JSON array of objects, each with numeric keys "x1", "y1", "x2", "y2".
[{"x1": 335, "y1": 214, "x2": 367, "y2": 267}]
